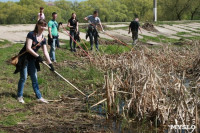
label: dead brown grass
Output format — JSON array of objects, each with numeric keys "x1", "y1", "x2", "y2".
[{"x1": 92, "y1": 41, "x2": 200, "y2": 127}]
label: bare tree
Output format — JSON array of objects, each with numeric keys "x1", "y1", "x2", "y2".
[
  {"x1": 161, "y1": 0, "x2": 194, "y2": 20},
  {"x1": 190, "y1": 0, "x2": 200, "y2": 20},
  {"x1": 174, "y1": 0, "x2": 193, "y2": 20}
]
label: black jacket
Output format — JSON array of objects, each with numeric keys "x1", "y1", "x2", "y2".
[{"x1": 14, "y1": 50, "x2": 40, "y2": 74}]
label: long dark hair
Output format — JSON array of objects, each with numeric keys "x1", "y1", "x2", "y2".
[
  {"x1": 40, "y1": 7, "x2": 44, "y2": 16},
  {"x1": 71, "y1": 13, "x2": 77, "y2": 21},
  {"x1": 33, "y1": 19, "x2": 47, "y2": 34}
]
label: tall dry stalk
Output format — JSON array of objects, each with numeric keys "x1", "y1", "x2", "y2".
[{"x1": 92, "y1": 42, "x2": 200, "y2": 127}]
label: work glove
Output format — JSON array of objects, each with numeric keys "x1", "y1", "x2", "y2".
[
  {"x1": 50, "y1": 37, "x2": 53, "y2": 42},
  {"x1": 49, "y1": 64, "x2": 55, "y2": 71},
  {"x1": 48, "y1": 36, "x2": 53, "y2": 45},
  {"x1": 59, "y1": 22, "x2": 63, "y2": 26},
  {"x1": 36, "y1": 56, "x2": 43, "y2": 63}
]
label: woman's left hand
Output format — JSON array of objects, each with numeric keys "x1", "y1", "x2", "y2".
[{"x1": 36, "y1": 55, "x2": 44, "y2": 63}]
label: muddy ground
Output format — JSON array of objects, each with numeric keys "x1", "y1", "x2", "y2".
[{"x1": 0, "y1": 97, "x2": 106, "y2": 133}]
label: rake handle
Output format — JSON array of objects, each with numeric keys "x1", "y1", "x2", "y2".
[
  {"x1": 79, "y1": 36, "x2": 89, "y2": 52},
  {"x1": 104, "y1": 32, "x2": 132, "y2": 49},
  {"x1": 14, "y1": 37, "x2": 44, "y2": 58},
  {"x1": 88, "y1": 22, "x2": 131, "y2": 49},
  {"x1": 61, "y1": 25, "x2": 92, "y2": 61},
  {"x1": 42, "y1": 61, "x2": 87, "y2": 97}
]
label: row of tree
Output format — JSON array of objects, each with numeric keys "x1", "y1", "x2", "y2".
[
  {"x1": 158, "y1": 0, "x2": 200, "y2": 20},
  {"x1": 0, "y1": 0, "x2": 199, "y2": 24}
]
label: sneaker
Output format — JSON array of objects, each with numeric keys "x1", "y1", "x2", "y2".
[
  {"x1": 132, "y1": 42, "x2": 137, "y2": 45},
  {"x1": 17, "y1": 97, "x2": 25, "y2": 104},
  {"x1": 37, "y1": 97, "x2": 49, "y2": 104},
  {"x1": 51, "y1": 59, "x2": 57, "y2": 63}
]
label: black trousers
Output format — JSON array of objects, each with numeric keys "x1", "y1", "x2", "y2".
[
  {"x1": 88, "y1": 28, "x2": 99, "y2": 50},
  {"x1": 69, "y1": 30, "x2": 77, "y2": 50}
]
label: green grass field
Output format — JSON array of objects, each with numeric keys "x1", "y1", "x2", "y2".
[
  {"x1": 0, "y1": 39, "x2": 134, "y2": 132},
  {"x1": 0, "y1": 36, "x2": 198, "y2": 132}
]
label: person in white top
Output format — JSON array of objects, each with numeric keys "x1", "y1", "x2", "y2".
[{"x1": 38, "y1": 7, "x2": 45, "y2": 20}]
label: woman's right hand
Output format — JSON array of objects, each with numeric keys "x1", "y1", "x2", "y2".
[{"x1": 49, "y1": 64, "x2": 54, "y2": 71}]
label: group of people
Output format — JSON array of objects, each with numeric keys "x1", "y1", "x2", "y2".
[
  {"x1": 15, "y1": 7, "x2": 105, "y2": 104},
  {"x1": 15, "y1": 7, "x2": 142, "y2": 104}
]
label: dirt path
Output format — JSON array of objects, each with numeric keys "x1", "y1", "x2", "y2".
[
  {"x1": 0, "y1": 22, "x2": 199, "y2": 45},
  {"x1": 0, "y1": 24, "x2": 113, "y2": 43}
]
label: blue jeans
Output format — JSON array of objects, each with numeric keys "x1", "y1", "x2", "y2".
[
  {"x1": 89, "y1": 30, "x2": 99, "y2": 50},
  {"x1": 17, "y1": 59, "x2": 42, "y2": 99},
  {"x1": 56, "y1": 38, "x2": 60, "y2": 48},
  {"x1": 50, "y1": 38, "x2": 57, "y2": 61}
]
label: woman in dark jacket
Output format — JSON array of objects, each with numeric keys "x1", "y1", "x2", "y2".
[
  {"x1": 67, "y1": 13, "x2": 79, "y2": 52},
  {"x1": 16, "y1": 19, "x2": 54, "y2": 104}
]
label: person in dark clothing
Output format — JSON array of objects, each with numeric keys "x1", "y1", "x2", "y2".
[
  {"x1": 15, "y1": 19, "x2": 54, "y2": 104},
  {"x1": 67, "y1": 13, "x2": 79, "y2": 52},
  {"x1": 84, "y1": 11, "x2": 104, "y2": 51},
  {"x1": 128, "y1": 17, "x2": 142, "y2": 45}
]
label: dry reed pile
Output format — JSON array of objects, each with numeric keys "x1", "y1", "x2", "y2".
[{"x1": 93, "y1": 42, "x2": 200, "y2": 126}]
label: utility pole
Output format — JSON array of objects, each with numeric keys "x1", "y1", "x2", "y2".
[{"x1": 153, "y1": 0, "x2": 157, "y2": 22}]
